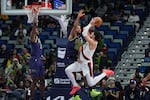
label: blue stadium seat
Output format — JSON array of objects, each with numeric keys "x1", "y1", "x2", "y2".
[
  {"x1": 41, "y1": 31, "x2": 50, "y2": 36},
  {"x1": 1, "y1": 24, "x2": 7, "y2": 30},
  {"x1": 112, "y1": 22, "x2": 124, "y2": 29},
  {"x1": 135, "y1": 9, "x2": 143, "y2": 18},
  {"x1": 108, "y1": 48, "x2": 118, "y2": 56},
  {"x1": 44, "y1": 28, "x2": 55, "y2": 33},
  {"x1": 114, "y1": 34, "x2": 127, "y2": 45},
  {"x1": 7, "y1": 44, "x2": 14, "y2": 50},
  {"x1": 139, "y1": 66, "x2": 149, "y2": 73},
  {"x1": 120, "y1": 31, "x2": 129, "y2": 37},
  {"x1": 43, "y1": 44, "x2": 50, "y2": 49},
  {"x1": 39, "y1": 35, "x2": 49, "y2": 42},
  {"x1": 108, "y1": 42, "x2": 121, "y2": 52},
  {"x1": 105, "y1": 30, "x2": 117, "y2": 37},
  {"x1": 108, "y1": 51, "x2": 117, "y2": 64},
  {"x1": 104, "y1": 38, "x2": 111, "y2": 47},
  {"x1": 144, "y1": 57, "x2": 150, "y2": 62},
  {"x1": 0, "y1": 40, "x2": 7, "y2": 45},
  {"x1": 96, "y1": 25, "x2": 110, "y2": 32},
  {"x1": 120, "y1": 25, "x2": 134, "y2": 34}
]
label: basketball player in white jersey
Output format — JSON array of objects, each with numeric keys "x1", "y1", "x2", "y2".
[{"x1": 65, "y1": 17, "x2": 114, "y2": 95}]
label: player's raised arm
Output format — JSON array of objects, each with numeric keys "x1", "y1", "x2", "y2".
[
  {"x1": 82, "y1": 17, "x2": 103, "y2": 49},
  {"x1": 68, "y1": 10, "x2": 85, "y2": 40},
  {"x1": 30, "y1": 18, "x2": 39, "y2": 43}
]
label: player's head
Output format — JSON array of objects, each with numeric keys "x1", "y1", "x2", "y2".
[
  {"x1": 32, "y1": 25, "x2": 39, "y2": 35},
  {"x1": 76, "y1": 25, "x2": 81, "y2": 33},
  {"x1": 90, "y1": 29, "x2": 102, "y2": 41}
]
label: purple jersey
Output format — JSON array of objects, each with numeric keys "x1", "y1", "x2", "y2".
[
  {"x1": 29, "y1": 37, "x2": 44, "y2": 77},
  {"x1": 31, "y1": 41, "x2": 42, "y2": 58},
  {"x1": 64, "y1": 36, "x2": 83, "y2": 65}
]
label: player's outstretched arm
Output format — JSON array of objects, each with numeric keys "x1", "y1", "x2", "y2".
[
  {"x1": 82, "y1": 19, "x2": 97, "y2": 50},
  {"x1": 68, "y1": 10, "x2": 85, "y2": 40},
  {"x1": 30, "y1": 18, "x2": 38, "y2": 43}
]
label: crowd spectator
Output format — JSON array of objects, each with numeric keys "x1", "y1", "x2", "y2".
[
  {"x1": 5, "y1": 58, "x2": 22, "y2": 79},
  {"x1": 24, "y1": 79, "x2": 32, "y2": 99},
  {"x1": 22, "y1": 57, "x2": 30, "y2": 77},
  {"x1": 130, "y1": 68, "x2": 143, "y2": 85},
  {"x1": 0, "y1": 68, "x2": 6, "y2": 92},
  {"x1": 0, "y1": 14, "x2": 9, "y2": 20},
  {"x1": 137, "y1": 81, "x2": 150, "y2": 100},
  {"x1": 21, "y1": 48, "x2": 31, "y2": 64},
  {"x1": 115, "y1": 10, "x2": 129, "y2": 23},
  {"x1": 83, "y1": 3, "x2": 95, "y2": 17},
  {"x1": 0, "y1": 44, "x2": 10, "y2": 58},
  {"x1": 145, "y1": 43, "x2": 150, "y2": 57},
  {"x1": 14, "y1": 24, "x2": 27, "y2": 45},
  {"x1": 95, "y1": 4, "x2": 108, "y2": 18},
  {"x1": 124, "y1": 79, "x2": 140, "y2": 100},
  {"x1": 5, "y1": 73, "x2": 22, "y2": 100},
  {"x1": 11, "y1": 16, "x2": 21, "y2": 29},
  {"x1": 105, "y1": 77, "x2": 120, "y2": 100},
  {"x1": 1, "y1": 51, "x2": 13, "y2": 69},
  {"x1": 0, "y1": 29, "x2": 2, "y2": 37},
  {"x1": 128, "y1": 10, "x2": 140, "y2": 33},
  {"x1": 99, "y1": 78, "x2": 107, "y2": 100},
  {"x1": 115, "y1": 81, "x2": 124, "y2": 100},
  {"x1": 3, "y1": 24, "x2": 14, "y2": 38},
  {"x1": 45, "y1": 50, "x2": 56, "y2": 81},
  {"x1": 103, "y1": 4, "x2": 119, "y2": 23},
  {"x1": 97, "y1": 49, "x2": 112, "y2": 71},
  {"x1": 12, "y1": 48, "x2": 21, "y2": 62}
]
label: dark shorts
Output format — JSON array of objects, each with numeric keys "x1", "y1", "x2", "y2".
[
  {"x1": 64, "y1": 55, "x2": 77, "y2": 66},
  {"x1": 29, "y1": 57, "x2": 45, "y2": 77}
]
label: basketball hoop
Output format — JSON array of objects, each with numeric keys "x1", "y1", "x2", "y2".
[{"x1": 23, "y1": 5, "x2": 42, "y2": 24}]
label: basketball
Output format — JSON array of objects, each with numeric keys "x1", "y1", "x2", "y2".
[{"x1": 94, "y1": 17, "x2": 103, "y2": 27}]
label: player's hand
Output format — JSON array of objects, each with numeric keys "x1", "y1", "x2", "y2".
[
  {"x1": 77, "y1": 58, "x2": 82, "y2": 63},
  {"x1": 89, "y1": 18, "x2": 96, "y2": 27},
  {"x1": 78, "y1": 10, "x2": 85, "y2": 18},
  {"x1": 33, "y1": 17, "x2": 38, "y2": 26}
]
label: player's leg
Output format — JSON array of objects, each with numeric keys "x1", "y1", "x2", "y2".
[
  {"x1": 85, "y1": 69, "x2": 114, "y2": 87},
  {"x1": 85, "y1": 72, "x2": 106, "y2": 87},
  {"x1": 39, "y1": 76, "x2": 45, "y2": 100},
  {"x1": 65, "y1": 62, "x2": 82, "y2": 95},
  {"x1": 30, "y1": 77, "x2": 38, "y2": 100},
  {"x1": 65, "y1": 62, "x2": 81, "y2": 86}
]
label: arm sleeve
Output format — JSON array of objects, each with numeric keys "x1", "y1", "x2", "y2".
[{"x1": 82, "y1": 24, "x2": 92, "y2": 37}]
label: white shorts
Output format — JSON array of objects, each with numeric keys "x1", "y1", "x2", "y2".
[{"x1": 66, "y1": 61, "x2": 93, "y2": 77}]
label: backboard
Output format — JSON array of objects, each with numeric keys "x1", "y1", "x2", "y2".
[{"x1": 1, "y1": 0, "x2": 72, "y2": 15}]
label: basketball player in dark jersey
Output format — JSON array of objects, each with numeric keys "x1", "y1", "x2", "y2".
[
  {"x1": 64, "y1": 10, "x2": 85, "y2": 66},
  {"x1": 29, "y1": 20, "x2": 45, "y2": 100}
]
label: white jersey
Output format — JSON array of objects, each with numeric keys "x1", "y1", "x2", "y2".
[{"x1": 80, "y1": 42, "x2": 97, "y2": 62}]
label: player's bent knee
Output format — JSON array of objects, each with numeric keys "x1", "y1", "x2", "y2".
[
  {"x1": 65, "y1": 67, "x2": 69, "y2": 74},
  {"x1": 87, "y1": 81, "x2": 94, "y2": 87}
]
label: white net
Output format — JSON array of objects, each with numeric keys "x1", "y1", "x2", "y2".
[
  {"x1": 24, "y1": 5, "x2": 41, "y2": 24},
  {"x1": 26, "y1": 10, "x2": 39, "y2": 24}
]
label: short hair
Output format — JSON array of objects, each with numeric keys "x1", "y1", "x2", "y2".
[{"x1": 93, "y1": 30, "x2": 103, "y2": 41}]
